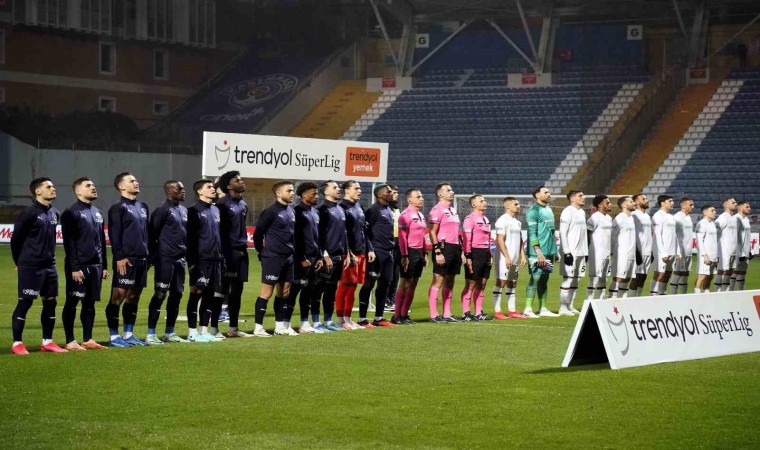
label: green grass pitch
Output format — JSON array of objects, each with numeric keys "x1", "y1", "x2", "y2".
[{"x1": 0, "y1": 245, "x2": 759, "y2": 449}]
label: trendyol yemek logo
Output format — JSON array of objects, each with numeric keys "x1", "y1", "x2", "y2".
[
  {"x1": 606, "y1": 305, "x2": 630, "y2": 356},
  {"x1": 220, "y1": 74, "x2": 298, "y2": 110},
  {"x1": 216, "y1": 140, "x2": 231, "y2": 170}
]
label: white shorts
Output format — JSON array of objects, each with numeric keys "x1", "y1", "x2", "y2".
[
  {"x1": 494, "y1": 254, "x2": 520, "y2": 281},
  {"x1": 636, "y1": 255, "x2": 652, "y2": 275},
  {"x1": 587, "y1": 255, "x2": 611, "y2": 278},
  {"x1": 674, "y1": 255, "x2": 692, "y2": 272},
  {"x1": 654, "y1": 255, "x2": 676, "y2": 273},
  {"x1": 735, "y1": 257, "x2": 749, "y2": 273},
  {"x1": 611, "y1": 256, "x2": 635, "y2": 280},
  {"x1": 560, "y1": 256, "x2": 587, "y2": 278},
  {"x1": 717, "y1": 253, "x2": 736, "y2": 271},
  {"x1": 697, "y1": 257, "x2": 718, "y2": 276}
]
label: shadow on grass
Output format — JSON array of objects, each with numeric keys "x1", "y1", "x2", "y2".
[{"x1": 528, "y1": 363, "x2": 610, "y2": 374}]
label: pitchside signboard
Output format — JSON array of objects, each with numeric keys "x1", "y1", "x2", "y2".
[
  {"x1": 562, "y1": 290, "x2": 760, "y2": 370},
  {"x1": 202, "y1": 132, "x2": 389, "y2": 182}
]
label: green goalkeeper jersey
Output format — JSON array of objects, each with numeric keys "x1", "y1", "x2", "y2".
[{"x1": 526, "y1": 203, "x2": 557, "y2": 258}]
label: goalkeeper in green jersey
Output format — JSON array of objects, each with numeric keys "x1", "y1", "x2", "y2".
[{"x1": 524, "y1": 186, "x2": 559, "y2": 318}]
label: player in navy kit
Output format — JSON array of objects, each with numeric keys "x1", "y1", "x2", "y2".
[
  {"x1": 60, "y1": 177, "x2": 109, "y2": 351},
  {"x1": 10, "y1": 177, "x2": 67, "y2": 354}
]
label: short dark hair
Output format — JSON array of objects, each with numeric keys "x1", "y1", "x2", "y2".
[
  {"x1": 469, "y1": 194, "x2": 482, "y2": 206},
  {"x1": 72, "y1": 177, "x2": 91, "y2": 191},
  {"x1": 503, "y1": 196, "x2": 516, "y2": 204},
  {"x1": 679, "y1": 197, "x2": 693, "y2": 204},
  {"x1": 592, "y1": 194, "x2": 608, "y2": 208},
  {"x1": 113, "y1": 172, "x2": 132, "y2": 191},
  {"x1": 320, "y1": 180, "x2": 337, "y2": 194},
  {"x1": 163, "y1": 179, "x2": 180, "y2": 191},
  {"x1": 531, "y1": 186, "x2": 546, "y2": 199},
  {"x1": 617, "y1": 196, "x2": 631, "y2": 208},
  {"x1": 296, "y1": 182, "x2": 319, "y2": 197},
  {"x1": 272, "y1": 180, "x2": 294, "y2": 195},
  {"x1": 434, "y1": 182, "x2": 451, "y2": 197},
  {"x1": 387, "y1": 184, "x2": 398, "y2": 191},
  {"x1": 737, "y1": 200, "x2": 749, "y2": 207},
  {"x1": 405, "y1": 188, "x2": 420, "y2": 200},
  {"x1": 218, "y1": 170, "x2": 240, "y2": 194},
  {"x1": 632, "y1": 193, "x2": 645, "y2": 202},
  {"x1": 29, "y1": 177, "x2": 52, "y2": 196},
  {"x1": 341, "y1": 180, "x2": 359, "y2": 190},
  {"x1": 657, "y1": 194, "x2": 673, "y2": 206},
  {"x1": 723, "y1": 197, "x2": 736, "y2": 204},
  {"x1": 701, "y1": 204, "x2": 714, "y2": 213},
  {"x1": 193, "y1": 178, "x2": 213, "y2": 195},
  {"x1": 566, "y1": 190, "x2": 582, "y2": 201}
]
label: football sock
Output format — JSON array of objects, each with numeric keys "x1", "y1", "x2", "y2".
[
  {"x1": 393, "y1": 288, "x2": 405, "y2": 319},
  {"x1": 669, "y1": 275, "x2": 681, "y2": 294},
  {"x1": 609, "y1": 281, "x2": 619, "y2": 298},
  {"x1": 525, "y1": 276, "x2": 537, "y2": 311},
  {"x1": 474, "y1": 288, "x2": 484, "y2": 315},
  {"x1": 375, "y1": 279, "x2": 390, "y2": 319},
  {"x1": 254, "y1": 297, "x2": 268, "y2": 325},
  {"x1": 442, "y1": 285, "x2": 453, "y2": 317},
  {"x1": 81, "y1": 299, "x2": 96, "y2": 342},
  {"x1": 736, "y1": 274, "x2": 745, "y2": 290},
  {"x1": 122, "y1": 302, "x2": 138, "y2": 337},
  {"x1": 492, "y1": 287, "x2": 503, "y2": 313},
  {"x1": 537, "y1": 273, "x2": 550, "y2": 310},
  {"x1": 228, "y1": 281, "x2": 243, "y2": 328},
  {"x1": 186, "y1": 292, "x2": 201, "y2": 329},
  {"x1": 402, "y1": 289, "x2": 414, "y2": 318},
  {"x1": 165, "y1": 291, "x2": 182, "y2": 335},
  {"x1": 358, "y1": 282, "x2": 372, "y2": 319},
  {"x1": 273, "y1": 296, "x2": 284, "y2": 322},
  {"x1": 40, "y1": 299, "x2": 57, "y2": 340},
  {"x1": 323, "y1": 285, "x2": 336, "y2": 323},
  {"x1": 209, "y1": 292, "x2": 222, "y2": 328},
  {"x1": 461, "y1": 288, "x2": 472, "y2": 315},
  {"x1": 62, "y1": 295, "x2": 79, "y2": 343},
  {"x1": 729, "y1": 275, "x2": 736, "y2": 291},
  {"x1": 147, "y1": 292, "x2": 166, "y2": 334},
  {"x1": 335, "y1": 284, "x2": 347, "y2": 318},
  {"x1": 12, "y1": 299, "x2": 33, "y2": 342},
  {"x1": 428, "y1": 286, "x2": 440, "y2": 318},
  {"x1": 105, "y1": 302, "x2": 120, "y2": 338},
  {"x1": 649, "y1": 280, "x2": 660, "y2": 296},
  {"x1": 506, "y1": 288, "x2": 516, "y2": 312}
]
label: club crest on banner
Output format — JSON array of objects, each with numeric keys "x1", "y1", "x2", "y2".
[
  {"x1": 219, "y1": 74, "x2": 298, "y2": 109},
  {"x1": 215, "y1": 140, "x2": 232, "y2": 170},
  {"x1": 605, "y1": 305, "x2": 630, "y2": 356}
]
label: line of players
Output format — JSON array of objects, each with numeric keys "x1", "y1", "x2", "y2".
[{"x1": 8, "y1": 174, "x2": 754, "y2": 354}]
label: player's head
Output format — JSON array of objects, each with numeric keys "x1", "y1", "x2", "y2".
[
  {"x1": 435, "y1": 182, "x2": 454, "y2": 202},
  {"x1": 219, "y1": 170, "x2": 245, "y2": 195},
  {"x1": 567, "y1": 190, "x2": 584, "y2": 207},
  {"x1": 618, "y1": 196, "x2": 635, "y2": 212},
  {"x1": 373, "y1": 183, "x2": 392, "y2": 203},
  {"x1": 72, "y1": 177, "x2": 98, "y2": 202},
  {"x1": 532, "y1": 186, "x2": 551, "y2": 204},
  {"x1": 701, "y1": 204, "x2": 716, "y2": 220},
  {"x1": 632, "y1": 193, "x2": 649, "y2": 209},
  {"x1": 405, "y1": 188, "x2": 424, "y2": 208},
  {"x1": 29, "y1": 177, "x2": 56, "y2": 202},
  {"x1": 722, "y1": 197, "x2": 737, "y2": 213},
  {"x1": 657, "y1": 194, "x2": 674, "y2": 211},
  {"x1": 593, "y1": 194, "x2": 610, "y2": 213},
  {"x1": 163, "y1": 180, "x2": 186, "y2": 203},
  {"x1": 679, "y1": 197, "x2": 694, "y2": 214},
  {"x1": 297, "y1": 182, "x2": 319, "y2": 206},
  {"x1": 114, "y1": 172, "x2": 139, "y2": 196},
  {"x1": 213, "y1": 177, "x2": 226, "y2": 199},
  {"x1": 272, "y1": 180, "x2": 295, "y2": 205},
  {"x1": 342, "y1": 180, "x2": 361, "y2": 201},
  {"x1": 503, "y1": 196, "x2": 520, "y2": 215},
  {"x1": 737, "y1": 200, "x2": 751, "y2": 215},
  {"x1": 193, "y1": 178, "x2": 215, "y2": 203},
  {"x1": 321, "y1": 180, "x2": 340, "y2": 201},
  {"x1": 469, "y1": 194, "x2": 486, "y2": 211},
  {"x1": 388, "y1": 184, "x2": 399, "y2": 205}
]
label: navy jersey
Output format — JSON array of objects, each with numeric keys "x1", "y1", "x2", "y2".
[
  {"x1": 254, "y1": 202, "x2": 295, "y2": 258},
  {"x1": 340, "y1": 199, "x2": 371, "y2": 254},
  {"x1": 108, "y1": 197, "x2": 149, "y2": 260},
  {"x1": 318, "y1": 200, "x2": 348, "y2": 256},
  {"x1": 149, "y1": 200, "x2": 188, "y2": 260},
  {"x1": 187, "y1": 201, "x2": 223, "y2": 265},
  {"x1": 294, "y1": 202, "x2": 321, "y2": 262},
  {"x1": 365, "y1": 202, "x2": 395, "y2": 252},
  {"x1": 217, "y1": 195, "x2": 248, "y2": 255},
  {"x1": 11, "y1": 201, "x2": 60, "y2": 268},
  {"x1": 61, "y1": 200, "x2": 108, "y2": 271}
]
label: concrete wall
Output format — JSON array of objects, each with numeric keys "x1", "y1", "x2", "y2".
[{"x1": 1, "y1": 133, "x2": 201, "y2": 211}]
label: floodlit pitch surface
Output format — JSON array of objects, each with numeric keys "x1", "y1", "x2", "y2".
[{"x1": 0, "y1": 246, "x2": 759, "y2": 449}]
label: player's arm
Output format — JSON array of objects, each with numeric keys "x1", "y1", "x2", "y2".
[
  {"x1": 496, "y1": 232, "x2": 512, "y2": 268},
  {"x1": 60, "y1": 209, "x2": 81, "y2": 273},
  {"x1": 253, "y1": 208, "x2": 272, "y2": 256},
  {"x1": 653, "y1": 215, "x2": 668, "y2": 260},
  {"x1": 398, "y1": 214, "x2": 410, "y2": 271},
  {"x1": 696, "y1": 223, "x2": 709, "y2": 263},
  {"x1": 526, "y1": 208, "x2": 546, "y2": 265},
  {"x1": 148, "y1": 206, "x2": 165, "y2": 262},
  {"x1": 559, "y1": 209, "x2": 572, "y2": 264},
  {"x1": 186, "y1": 208, "x2": 200, "y2": 267},
  {"x1": 99, "y1": 214, "x2": 109, "y2": 279},
  {"x1": 364, "y1": 206, "x2": 376, "y2": 258},
  {"x1": 10, "y1": 208, "x2": 35, "y2": 268}
]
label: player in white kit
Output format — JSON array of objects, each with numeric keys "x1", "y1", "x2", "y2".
[
  {"x1": 714, "y1": 197, "x2": 738, "y2": 292},
  {"x1": 695, "y1": 204, "x2": 719, "y2": 293},
  {"x1": 629, "y1": 194, "x2": 653, "y2": 297},
  {"x1": 732, "y1": 200, "x2": 752, "y2": 291},
  {"x1": 609, "y1": 196, "x2": 637, "y2": 298},
  {"x1": 586, "y1": 195, "x2": 612, "y2": 300},
  {"x1": 650, "y1": 195, "x2": 681, "y2": 296},
  {"x1": 558, "y1": 191, "x2": 588, "y2": 315},
  {"x1": 492, "y1": 197, "x2": 528, "y2": 320},
  {"x1": 670, "y1": 197, "x2": 694, "y2": 294}
]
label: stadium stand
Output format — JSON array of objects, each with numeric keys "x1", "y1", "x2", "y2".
[{"x1": 642, "y1": 68, "x2": 760, "y2": 208}]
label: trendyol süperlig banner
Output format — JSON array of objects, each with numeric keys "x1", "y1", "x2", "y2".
[
  {"x1": 563, "y1": 290, "x2": 760, "y2": 370},
  {"x1": 202, "y1": 132, "x2": 388, "y2": 182}
]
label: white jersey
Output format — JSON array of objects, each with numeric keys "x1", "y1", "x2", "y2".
[
  {"x1": 652, "y1": 210, "x2": 680, "y2": 258},
  {"x1": 632, "y1": 209, "x2": 653, "y2": 255},
  {"x1": 715, "y1": 211, "x2": 738, "y2": 256},
  {"x1": 696, "y1": 219, "x2": 719, "y2": 262},
  {"x1": 673, "y1": 211, "x2": 694, "y2": 257},
  {"x1": 559, "y1": 205, "x2": 588, "y2": 257},
  {"x1": 587, "y1": 211, "x2": 612, "y2": 259},
  {"x1": 736, "y1": 214, "x2": 751, "y2": 258},
  {"x1": 494, "y1": 213, "x2": 523, "y2": 261},
  {"x1": 612, "y1": 212, "x2": 636, "y2": 261}
]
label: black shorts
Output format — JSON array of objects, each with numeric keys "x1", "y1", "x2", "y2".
[
  {"x1": 65, "y1": 265, "x2": 103, "y2": 302},
  {"x1": 18, "y1": 265, "x2": 58, "y2": 300},
  {"x1": 317, "y1": 255, "x2": 345, "y2": 285},
  {"x1": 224, "y1": 249, "x2": 249, "y2": 282},
  {"x1": 153, "y1": 257, "x2": 186, "y2": 293},
  {"x1": 465, "y1": 248, "x2": 492, "y2": 281},
  {"x1": 261, "y1": 255, "x2": 294, "y2": 285},
  {"x1": 294, "y1": 257, "x2": 319, "y2": 286},
  {"x1": 400, "y1": 248, "x2": 426, "y2": 279},
  {"x1": 112, "y1": 258, "x2": 148, "y2": 290},
  {"x1": 190, "y1": 261, "x2": 222, "y2": 291},
  {"x1": 366, "y1": 248, "x2": 395, "y2": 281},
  {"x1": 432, "y1": 243, "x2": 462, "y2": 276}
]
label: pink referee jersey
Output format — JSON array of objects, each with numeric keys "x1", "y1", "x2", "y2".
[
  {"x1": 428, "y1": 202, "x2": 461, "y2": 245},
  {"x1": 398, "y1": 207, "x2": 427, "y2": 255},
  {"x1": 462, "y1": 212, "x2": 491, "y2": 253}
]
